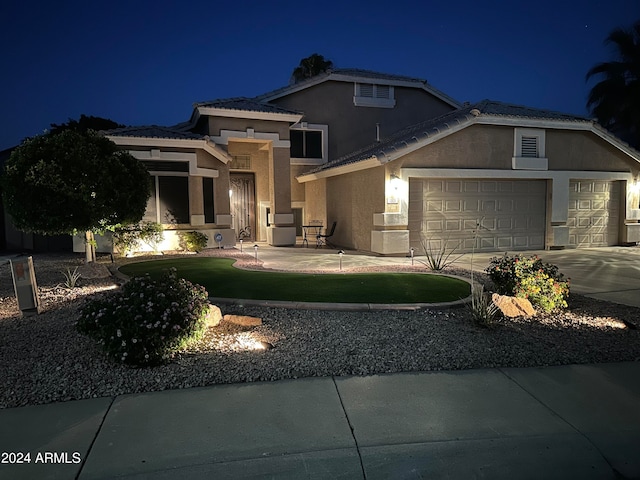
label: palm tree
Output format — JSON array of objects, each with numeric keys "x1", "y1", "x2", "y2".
[
  {"x1": 291, "y1": 53, "x2": 334, "y2": 84},
  {"x1": 586, "y1": 20, "x2": 640, "y2": 148}
]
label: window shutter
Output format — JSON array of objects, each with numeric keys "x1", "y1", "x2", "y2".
[
  {"x1": 521, "y1": 136, "x2": 538, "y2": 157},
  {"x1": 359, "y1": 83, "x2": 374, "y2": 97},
  {"x1": 375, "y1": 85, "x2": 390, "y2": 99}
]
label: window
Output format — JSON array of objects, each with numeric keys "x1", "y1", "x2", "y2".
[
  {"x1": 290, "y1": 124, "x2": 328, "y2": 164},
  {"x1": 512, "y1": 128, "x2": 548, "y2": 170},
  {"x1": 142, "y1": 160, "x2": 190, "y2": 224},
  {"x1": 230, "y1": 155, "x2": 251, "y2": 170},
  {"x1": 203, "y1": 177, "x2": 215, "y2": 224},
  {"x1": 291, "y1": 130, "x2": 322, "y2": 158},
  {"x1": 354, "y1": 83, "x2": 395, "y2": 108}
]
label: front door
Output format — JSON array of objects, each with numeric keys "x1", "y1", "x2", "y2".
[{"x1": 230, "y1": 173, "x2": 255, "y2": 241}]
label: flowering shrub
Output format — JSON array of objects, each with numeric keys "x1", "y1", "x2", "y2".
[
  {"x1": 486, "y1": 254, "x2": 570, "y2": 313},
  {"x1": 77, "y1": 268, "x2": 210, "y2": 366}
]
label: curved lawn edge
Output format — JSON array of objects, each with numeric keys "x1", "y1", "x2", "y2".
[{"x1": 117, "y1": 257, "x2": 472, "y2": 309}]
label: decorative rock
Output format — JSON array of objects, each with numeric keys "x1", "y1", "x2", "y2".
[
  {"x1": 77, "y1": 263, "x2": 111, "y2": 279},
  {"x1": 491, "y1": 294, "x2": 536, "y2": 317},
  {"x1": 223, "y1": 314, "x2": 262, "y2": 327},
  {"x1": 204, "y1": 304, "x2": 223, "y2": 327}
]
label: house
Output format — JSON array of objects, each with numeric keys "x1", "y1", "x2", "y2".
[{"x1": 90, "y1": 68, "x2": 640, "y2": 254}]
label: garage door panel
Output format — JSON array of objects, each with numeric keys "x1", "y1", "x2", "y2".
[
  {"x1": 445, "y1": 200, "x2": 462, "y2": 211},
  {"x1": 568, "y1": 180, "x2": 619, "y2": 247},
  {"x1": 409, "y1": 179, "x2": 546, "y2": 253}
]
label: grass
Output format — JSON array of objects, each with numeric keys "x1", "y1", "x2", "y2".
[{"x1": 119, "y1": 258, "x2": 470, "y2": 304}]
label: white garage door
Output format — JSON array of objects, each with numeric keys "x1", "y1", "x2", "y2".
[
  {"x1": 409, "y1": 179, "x2": 547, "y2": 253},
  {"x1": 568, "y1": 180, "x2": 620, "y2": 247}
]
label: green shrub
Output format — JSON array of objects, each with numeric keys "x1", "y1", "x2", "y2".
[
  {"x1": 112, "y1": 221, "x2": 163, "y2": 256},
  {"x1": 486, "y1": 254, "x2": 570, "y2": 313},
  {"x1": 178, "y1": 231, "x2": 208, "y2": 252},
  {"x1": 77, "y1": 268, "x2": 210, "y2": 366}
]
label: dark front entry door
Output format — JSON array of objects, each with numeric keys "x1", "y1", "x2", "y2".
[{"x1": 230, "y1": 173, "x2": 255, "y2": 241}]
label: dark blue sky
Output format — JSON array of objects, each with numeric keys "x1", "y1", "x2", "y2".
[{"x1": 1, "y1": 0, "x2": 637, "y2": 150}]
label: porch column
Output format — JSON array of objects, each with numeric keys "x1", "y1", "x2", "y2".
[{"x1": 268, "y1": 144, "x2": 296, "y2": 246}]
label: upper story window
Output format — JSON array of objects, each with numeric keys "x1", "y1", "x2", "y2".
[
  {"x1": 290, "y1": 123, "x2": 328, "y2": 165},
  {"x1": 353, "y1": 83, "x2": 396, "y2": 108},
  {"x1": 512, "y1": 128, "x2": 548, "y2": 170}
]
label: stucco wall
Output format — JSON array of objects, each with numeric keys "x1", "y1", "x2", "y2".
[
  {"x1": 400, "y1": 125, "x2": 513, "y2": 169},
  {"x1": 326, "y1": 166, "x2": 385, "y2": 250},
  {"x1": 398, "y1": 124, "x2": 638, "y2": 174},
  {"x1": 271, "y1": 81, "x2": 454, "y2": 160},
  {"x1": 546, "y1": 130, "x2": 635, "y2": 172},
  {"x1": 304, "y1": 179, "x2": 327, "y2": 224},
  {"x1": 290, "y1": 165, "x2": 307, "y2": 203},
  {"x1": 207, "y1": 117, "x2": 291, "y2": 139}
]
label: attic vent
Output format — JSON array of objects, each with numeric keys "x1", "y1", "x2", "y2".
[
  {"x1": 521, "y1": 136, "x2": 538, "y2": 157},
  {"x1": 354, "y1": 83, "x2": 395, "y2": 108},
  {"x1": 359, "y1": 83, "x2": 374, "y2": 97},
  {"x1": 375, "y1": 85, "x2": 390, "y2": 99}
]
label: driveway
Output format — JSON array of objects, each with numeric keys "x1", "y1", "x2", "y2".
[{"x1": 452, "y1": 246, "x2": 640, "y2": 308}]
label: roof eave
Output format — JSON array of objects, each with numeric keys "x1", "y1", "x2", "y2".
[
  {"x1": 197, "y1": 106, "x2": 303, "y2": 123},
  {"x1": 107, "y1": 135, "x2": 232, "y2": 164},
  {"x1": 297, "y1": 157, "x2": 383, "y2": 182}
]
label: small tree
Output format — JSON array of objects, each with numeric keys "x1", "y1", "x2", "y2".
[
  {"x1": 291, "y1": 53, "x2": 334, "y2": 84},
  {"x1": 1, "y1": 130, "x2": 150, "y2": 262}
]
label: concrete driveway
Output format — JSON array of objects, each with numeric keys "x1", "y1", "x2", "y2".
[{"x1": 452, "y1": 246, "x2": 640, "y2": 308}]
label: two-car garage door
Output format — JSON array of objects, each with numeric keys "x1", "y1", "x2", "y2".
[
  {"x1": 408, "y1": 178, "x2": 621, "y2": 253},
  {"x1": 408, "y1": 179, "x2": 546, "y2": 253}
]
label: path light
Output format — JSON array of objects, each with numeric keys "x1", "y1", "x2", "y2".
[
  {"x1": 239, "y1": 238, "x2": 243, "y2": 253},
  {"x1": 253, "y1": 244, "x2": 259, "y2": 263},
  {"x1": 338, "y1": 250, "x2": 345, "y2": 271},
  {"x1": 410, "y1": 247, "x2": 415, "y2": 266}
]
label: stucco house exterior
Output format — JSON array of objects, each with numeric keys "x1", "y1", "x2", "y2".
[{"x1": 94, "y1": 68, "x2": 640, "y2": 255}]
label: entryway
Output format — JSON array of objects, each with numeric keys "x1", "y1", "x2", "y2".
[{"x1": 230, "y1": 173, "x2": 255, "y2": 241}]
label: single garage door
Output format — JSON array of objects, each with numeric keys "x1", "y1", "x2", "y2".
[
  {"x1": 409, "y1": 179, "x2": 547, "y2": 253},
  {"x1": 567, "y1": 180, "x2": 620, "y2": 247}
]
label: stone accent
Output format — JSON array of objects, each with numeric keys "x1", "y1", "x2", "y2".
[
  {"x1": 223, "y1": 314, "x2": 262, "y2": 327},
  {"x1": 204, "y1": 304, "x2": 223, "y2": 327},
  {"x1": 491, "y1": 294, "x2": 536, "y2": 317}
]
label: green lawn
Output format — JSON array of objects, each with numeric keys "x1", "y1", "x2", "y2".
[{"x1": 119, "y1": 258, "x2": 470, "y2": 304}]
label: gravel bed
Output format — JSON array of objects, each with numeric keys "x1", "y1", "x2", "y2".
[{"x1": 1, "y1": 250, "x2": 639, "y2": 409}]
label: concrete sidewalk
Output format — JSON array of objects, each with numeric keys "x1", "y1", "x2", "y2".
[{"x1": 1, "y1": 362, "x2": 639, "y2": 479}]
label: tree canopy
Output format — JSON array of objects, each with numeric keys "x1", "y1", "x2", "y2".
[
  {"x1": 48, "y1": 114, "x2": 124, "y2": 135},
  {"x1": 586, "y1": 20, "x2": 640, "y2": 148},
  {"x1": 1, "y1": 129, "x2": 150, "y2": 236},
  {"x1": 291, "y1": 53, "x2": 334, "y2": 84}
]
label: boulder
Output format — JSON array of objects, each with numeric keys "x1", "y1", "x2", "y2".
[
  {"x1": 204, "y1": 304, "x2": 223, "y2": 327},
  {"x1": 491, "y1": 294, "x2": 536, "y2": 317},
  {"x1": 223, "y1": 314, "x2": 262, "y2": 327}
]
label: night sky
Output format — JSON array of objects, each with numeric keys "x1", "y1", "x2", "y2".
[{"x1": 1, "y1": 0, "x2": 637, "y2": 150}]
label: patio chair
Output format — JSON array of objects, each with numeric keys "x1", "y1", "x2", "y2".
[{"x1": 316, "y1": 221, "x2": 337, "y2": 248}]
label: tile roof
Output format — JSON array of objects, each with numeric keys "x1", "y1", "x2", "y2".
[
  {"x1": 104, "y1": 125, "x2": 205, "y2": 140},
  {"x1": 193, "y1": 97, "x2": 301, "y2": 116},
  {"x1": 301, "y1": 100, "x2": 594, "y2": 176},
  {"x1": 328, "y1": 68, "x2": 429, "y2": 84}
]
